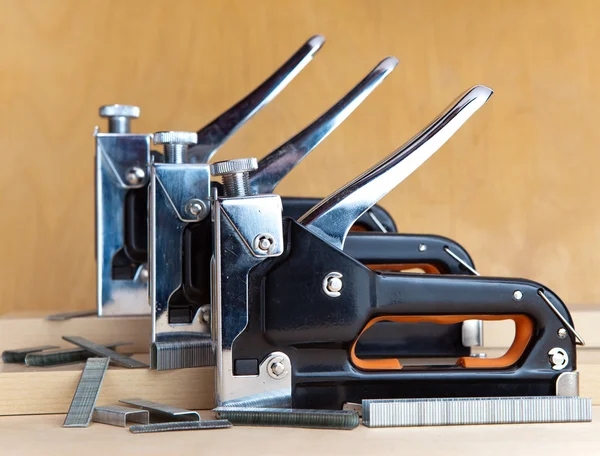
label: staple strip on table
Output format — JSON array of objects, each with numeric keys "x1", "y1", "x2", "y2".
[
  {"x1": 1, "y1": 345, "x2": 59, "y2": 363},
  {"x1": 222, "y1": 389, "x2": 291, "y2": 408},
  {"x1": 129, "y1": 420, "x2": 232, "y2": 433},
  {"x1": 93, "y1": 405, "x2": 149, "y2": 427},
  {"x1": 214, "y1": 407, "x2": 360, "y2": 430},
  {"x1": 63, "y1": 336, "x2": 148, "y2": 368},
  {"x1": 151, "y1": 336, "x2": 214, "y2": 370},
  {"x1": 25, "y1": 342, "x2": 130, "y2": 367},
  {"x1": 46, "y1": 310, "x2": 97, "y2": 321},
  {"x1": 362, "y1": 396, "x2": 593, "y2": 427},
  {"x1": 119, "y1": 398, "x2": 201, "y2": 421},
  {"x1": 63, "y1": 357, "x2": 110, "y2": 427}
]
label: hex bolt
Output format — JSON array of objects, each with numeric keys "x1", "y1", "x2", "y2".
[
  {"x1": 211, "y1": 158, "x2": 259, "y2": 197},
  {"x1": 153, "y1": 131, "x2": 198, "y2": 164},
  {"x1": 557, "y1": 328, "x2": 567, "y2": 339},
  {"x1": 99, "y1": 105, "x2": 140, "y2": 133},
  {"x1": 418, "y1": 244, "x2": 427, "y2": 252}
]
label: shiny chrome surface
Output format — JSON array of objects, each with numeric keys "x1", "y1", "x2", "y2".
[
  {"x1": 538, "y1": 289, "x2": 585, "y2": 346},
  {"x1": 362, "y1": 396, "x2": 591, "y2": 427},
  {"x1": 212, "y1": 191, "x2": 290, "y2": 405},
  {"x1": 149, "y1": 163, "x2": 211, "y2": 343},
  {"x1": 299, "y1": 85, "x2": 494, "y2": 249},
  {"x1": 188, "y1": 35, "x2": 325, "y2": 164},
  {"x1": 99, "y1": 105, "x2": 140, "y2": 133},
  {"x1": 95, "y1": 132, "x2": 151, "y2": 316},
  {"x1": 92, "y1": 405, "x2": 149, "y2": 427},
  {"x1": 249, "y1": 57, "x2": 398, "y2": 194},
  {"x1": 212, "y1": 158, "x2": 259, "y2": 197},
  {"x1": 119, "y1": 398, "x2": 200, "y2": 422}
]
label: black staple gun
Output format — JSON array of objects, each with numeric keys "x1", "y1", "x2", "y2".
[
  {"x1": 150, "y1": 58, "x2": 485, "y2": 369},
  {"x1": 211, "y1": 85, "x2": 590, "y2": 426}
]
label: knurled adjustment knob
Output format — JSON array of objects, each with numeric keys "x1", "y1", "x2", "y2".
[
  {"x1": 153, "y1": 131, "x2": 198, "y2": 164},
  {"x1": 99, "y1": 104, "x2": 140, "y2": 133},
  {"x1": 211, "y1": 158, "x2": 259, "y2": 197}
]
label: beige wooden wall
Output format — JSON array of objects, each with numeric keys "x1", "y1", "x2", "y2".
[{"x1": 1, "y1": 0, "x2": 599, "y2": 314}]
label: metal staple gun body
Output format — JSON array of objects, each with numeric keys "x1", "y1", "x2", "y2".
[{"x1": 210, "y1": 85, "x2": 590, "y2": 426}]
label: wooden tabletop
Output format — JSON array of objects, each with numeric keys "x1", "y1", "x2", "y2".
[{"x1": 1, "y1": 409, "x2": 599, "y2": 455}]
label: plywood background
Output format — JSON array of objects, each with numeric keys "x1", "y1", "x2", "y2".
[{"x1": 1, "y1": 0, "x2": 599, "y2": 314}]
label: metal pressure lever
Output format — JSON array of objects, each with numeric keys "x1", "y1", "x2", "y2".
[
  {"x1": 188, "y1": 35, "x2": 325, "y2": 164},
  {"x1": 299, "y1": 85, "x2": 494, "y2": 249},
  {"x1": 249, "y1": 57, "x2": 399, "y2": 194}
]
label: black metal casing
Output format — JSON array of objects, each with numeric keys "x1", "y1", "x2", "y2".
[{"x1": 232, "y1": 220, "x2": 577, "y2": 410}]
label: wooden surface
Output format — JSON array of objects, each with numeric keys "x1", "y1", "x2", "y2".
[
  {"x1": 1, "y1": 313, "x2": 600, "y2": 416},
  {"x1": 1, "y1": 0, "x2": 600, "y2": 314},
  {"x1": 1, "y1": 410, "x2": 599, "y2": 456},
  {"x1": 0, "y1": 356, "x2": 214, "y2": 415},
  {"x1": 0, "y1": 314, "x2": 151, "y2": 354}
]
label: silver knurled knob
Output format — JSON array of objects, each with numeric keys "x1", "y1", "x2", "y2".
[
  {"x1": 211, "y1": 158, "x2": 258, "y2": 197},
  {"x1": 153, "y1": 131, "x2": 198, "y2": 164},
  {"x1": 99, "y1": 104, "x2": 140, "y2": 133}
]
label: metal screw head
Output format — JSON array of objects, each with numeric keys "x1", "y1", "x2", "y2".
[
  {"x1": 185, "y1": 199, "x2": 208, "y2": 220},
  {"x1": 211, "y1": 158, "x2": 259, "y2": 176},
  {"x1": 200, "y1": 305, "x2": 210, "y2": 324},
  {"x1": 470, "y1": 353, "x2": 487, "y2": 358},
  {"x1": 270, "y1": 361, "x2": 285, "y2": 376},
  {"x1": 253, "y1": 234, "x2": 275, "y2": 254},
  {"x1": 137, "y1": 264, "x2": 149, "y2": 284},
  {"x1": 418, "y1": 244, "x2": 427, "y2": 252},
  {"x1": 548, "y1": 347, "x2": 569, "y2": 370},
  {"x1": 266, "y1": 355, "x2": 288, "y2": 380},
  {"x1": 99, "y1": 104, "x2": 140, "y2": 119},
  {"x1": 125, "y1": 167, "x2": 146, "y2": 185},
  {"x1": 323, "y1": 272, "x2": 343, "y2": 297},
  {"x1": 557, "y1": 328, "x2": 568, "y2": 339},
  {"x1": 153, "y1": 131, "x2": 198, "y2": 146},
  {"x1": 513, "y1": 290, "x2": 523, "y2": 301}
]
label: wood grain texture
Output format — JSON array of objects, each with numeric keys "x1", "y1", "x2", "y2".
[
  {"x1": 0, "y1": 411, "x2": 598, "y2": 455},
  {"x1": 0, "y1": 359, "x2": 214, "y2": 415},
  {"x1": 1, "y1": 0, "x2": 599, "y2": 313}
]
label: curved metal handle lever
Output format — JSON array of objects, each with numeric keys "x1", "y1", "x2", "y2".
[
  {"x1": 248, "y1": 57, "x2": 398, "y2": 194},
  {"x1": 299, "y1": 85, "x2": 494, "y2": 249},
  {"x1": 188, "y1": 35, "x2": 325, "y2": 164}
]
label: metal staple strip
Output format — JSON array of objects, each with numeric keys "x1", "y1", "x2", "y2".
[
  {"x1": 119, "y1": 398, "x2": 200, "y2": 422},
  {"x1": 63, "y1": 336, "x2": 148, "y2": 368},
  {"x1": 25, "y1": 342, "x2": 130, "y2": 367},
  {"x1": 214, "y1": 407, "x2": 360, "y2": 430},
  {"x1": 93, "y1": 405, "x2": 149, "y2": 427},
  {"x1": 1, "y1": 345, "x2": 58, "y2": 363},
  {"x1": 129, "y1": 420, "x2": 232, "y2": 433},
  {"x1": 46, "y1": 310, "x2": 97, "y2": 321},
  {"x1": 151, "y1": 336, "x2": 214, "y2": 370},
  {"x1": 362, "y1": 396, "x2": 592, "y2": 427},
  {"x1": 222, "y1": 390, "x2": 291, "y2": 408},
  {"x1": 63, "y1": 357, "x2": 110, "y2": 427}
]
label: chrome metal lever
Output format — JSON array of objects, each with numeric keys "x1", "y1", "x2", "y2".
[
  {"x1": 188, "y1": 35, "x2": 325, "y2": 164},
  {"x1": 299, "y1": 85, "x2": 494, "y2": 249},
  {"x1": 248, "y1": 57, "x2": 398, "y2": 194}
]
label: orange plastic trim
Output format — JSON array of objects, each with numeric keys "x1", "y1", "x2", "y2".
[
  {"x1": 366, "y1": 263, "x2": 441, "y2": 274},
  {"x1": 350, "y1": 314, "x2": 534, "y2": 370}
]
